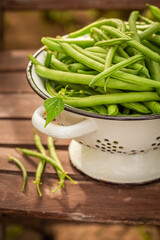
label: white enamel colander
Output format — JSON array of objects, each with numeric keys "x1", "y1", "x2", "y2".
[{"x1": 26, "y1": 47, "x2": 160, "y2": 184}]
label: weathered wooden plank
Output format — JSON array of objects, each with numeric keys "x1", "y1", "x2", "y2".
[
  {"x1": 1, "y1": 173, "x2": 160, "y2": 225},
  {"x1": 0, "y1": 120, "x2": 70, "y2": 147},
  {"x1": 0, "y1": 72, "x2": 32, "y2": 93},
  {"x1": 0, "y1": 50, "x2": 34, "y2": 71},
  {"x1": 0, "y1": 94, "x2": 43, "y2": 118},
  {"x1": 2, "y1": 0, "x2": 160, "y2": 10},
  {"x1": 0, "y1": 147, "x2": 78, "y2": 177},
  {"x1": 0, "y1": 0, "x2": 3, "y2": 50}
]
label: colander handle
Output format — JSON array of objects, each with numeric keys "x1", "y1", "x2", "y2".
[{"x1": 32, "y1": 105, "x2": 97, "y2": 139}]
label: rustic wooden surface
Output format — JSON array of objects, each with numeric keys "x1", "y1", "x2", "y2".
[
  {"x1": 1, "y1": 50, "x2": 160, "y2": 225},
  {"x1": 2, "y1": 0, "x2": 160, "y2": 10}
]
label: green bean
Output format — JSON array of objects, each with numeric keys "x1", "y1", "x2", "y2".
[
  {"x1": 91, "y1": 105, "x2": 108, "y2": 115},
  {"x1": 77, "y1": 70, "x2": 98, "y2": 75},
  {"x1": 90, "y1": 27, "x2": 109, "y2": 40},
  {"x1": 113, "y1": 55, "x2": 150, "y2": 77},
  {"x1": 56, "y1": 52, "x2": 69, "y2": 61},
  {"x1": 86, "y1": 51, "x2": 149, "y2": 77},
  {"x1": 145, "y1": 58, "x2": 160, "y2": 96},
  {"x1": 41, "y1": 37, "x2": 64, "y2": 53},
  {"x1": 16, "y1": 148, "x2": 76, "y2": 184},
  {"x1": 90, "y1": 54, "x2": 145, "y2": 86},
  {"x1": 33, "y1": 130, "x2": 46, "y2": 197},
  {"x1": 51, "y1": 56, "x2": 70, "y2": 72},
  {"x1": 143, "y1": 101, "x2": 160, "y2": 113},
  {"x1": 121, "y1": 102, "x2": 151, "y2": 114},
  {"x1": 28, "y1": 54, "x2": 43, "y2": 66},
  {"x1": 90, "y1": 32, "x2": 101, "y2": 42},
  {"x1": 104, "y1": 46, "x2": 117, "y2": 91},
  {"x1": 68, "y1": 18, "x2": 126, "y2": 38},
  {"x1": 85, "y1": 51, "x2": 107, "y2": 59},
  {"x1": 128, "y1": 11, "x2": 140, "y2": 42},
  {"x1": 147, "y1": 4, "x2": 160, "y2": 22},
  {"x1": 61, "y1": 43, "x2": 104, "y2": 72},
  {"x1": 117, "y1": 46, "x2": 130, "y2": 58},
  {"x1": 8, "y1": 155, "x2": 27, "y2": 192},
  {"x1": 95, "y1": 38, "x2": 129, "y2": 47},
  {"x1": 149, "y1": 34, "x2": 160, "y2": 47},
  {"x1": 44, "y1": 50, "x2": 52, "y2": 68},
  {"x1": 142, "y1": 40, "x2": 160, "y2": 55},
  {"x1": 64, "y1": 57, "x2": 74, "y2": 64},
  {"x1": 68, "y1": 63, "x2": 91, "y2": 72},
  {"x1": 121, "y1": 68, "x2": 140, "y2": 75},
  {"x1": 111, "y1": 70, "x2": 160, "y2": 88},
  {"x1": 138, "y1": 15, "x2": 154, "y2": 24},
  {"x1": 63, "y1": 92, "x2": 160, "y2": 108},
  {"x1": 47, "y1": 37, "x2": 95, "y2": 48},
  {"x1": 107, "y1": 104, "x2": 119, "y2": 115},
  {"x1": 72, "y1": 44, "x2": 105, "y2": 64},
  {"x1": 36, "y1": 65, "x2": 153, "y2": 92},
  {"x1": 139, "y1": 22, "x2": 160, "y2": 41},
  {"x1": 122, "y1": 107, "x2": 130, "y2": 114},
  {"x1": 47, "y1": 137, "x2": 65, "y2": 191},
  {"x1": 125, "y1": 46, "x2": 135, "y2": 56},
  {"x1": 86, "y1": 46, "x2": 108, "y2": 54},
  {"x1": 101, "y1": 26, "x2": 160, "y2": 62}
]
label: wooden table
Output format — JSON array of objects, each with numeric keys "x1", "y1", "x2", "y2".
[{"x1": 1, "y1": 49, "x2": 160, "y2": 225}]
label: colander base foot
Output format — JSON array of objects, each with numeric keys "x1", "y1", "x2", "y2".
[{"x1": 69, "y1": 140, "x2": 160, "y2": 184}]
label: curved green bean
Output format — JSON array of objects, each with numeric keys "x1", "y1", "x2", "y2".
[
  {"x1": 68, "y1": 18, "x2": 126, "y2": 38},
  {"x1": 95, "y1": 38, "x2": 129, "y2": 47},
  {"x1": 33, "y1": 130, "x2": 46, "y2": 197},
  {"x1": 121, "y1": 102, "x2": 151, "y2": 114},
  {"x1": 139, "y1": 22, "x2": 160, "y2": 41},
  {"x1": 8, "y1": 155, "x2": 27, "y2": 192},
  {"x1": 63, "y1": 92, "x2": 160, "y2": 108},
  {"x1": 90, "y1": 54, "x2": 145, "y2": 86},
  {"x1": 36, "y1": 65, "x2": 153, "y2": 92},
  {"x1": 143, "y1": 101, "x2": 160, "y2": 113},
  {"x1": 47, "y1": 37, "x2": 95, "y2": 48},
  {"x1": 101, "y1": 26, "x2": 160, "y2": 62},
  {"x1": 107, "y1": 104, "x2": 119, "y2": 115}
]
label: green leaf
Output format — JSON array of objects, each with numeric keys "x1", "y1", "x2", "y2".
[{"x1": 43, "y1": 97, "x2": 64, "y2": 127}]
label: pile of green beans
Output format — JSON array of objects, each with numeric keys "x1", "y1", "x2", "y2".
[{"x1": 30, "y1": 6, "x2": 160, "y2": 116}]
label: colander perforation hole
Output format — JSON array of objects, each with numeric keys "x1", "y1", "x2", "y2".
[
  {"x1": 119, "y1": 146, "x2": 123, "y2": 149},
  {"x1": 96, "y1": 139, "x2": 101, "y2": 143},
  {"x1": 113, "y1": 146, "x2": 116, "y2": 148},
  {"x1": 107, "y1": 143, "x2": 111, "y2": 146},
  {"x1": 156, "y1": 137, "x2": 160, "y2": 141},
  {"x1": 101, "y1": 147, "x2": 106, "y2": 150},
  {"x1": 140, "y1": 150, "x2": 144, "y2": 152},
  {"x1": 104, "y1": 139, "x2": 109, "y2": 142},
  {"x1": 95, "y1": 145, "x2": 100, "y2": 148},
  {"x1": 153, "y1": 147, "x2": 158, "y2": 150},
  {"x1": 151, "y1": 143, "x2": 156, "y2": 146},
  {"x1": 113, "y1": 141, "x2": 118, "y2": 144},
  {"x1": 158, "y1": 143, "x2": 160, "y2": 146}
]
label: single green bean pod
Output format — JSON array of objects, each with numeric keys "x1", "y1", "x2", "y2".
[
  {"x1": 8, "y1": 155, "x2": 27, "y2": 192},
  {"x1": 143, "y1": 101, "x2": 160, "y2": 114}
]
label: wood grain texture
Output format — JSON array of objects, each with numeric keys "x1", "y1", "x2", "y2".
[
  {"x1": 0, "y1": 94, "x2": 43, "y2": 118},
  {"x1": 0, "y1": 120, "x2": 70, "y2": 147},
  {"x1": 0, "y1": 50, "x2": 34, "y2": 71},
  {"x1": 0, "y1": 72, "x2": 33, "y2": 93},
  {"x1": 2, "y1": 0, "x2": 160, "y2": 10},
  {"x1": 1, "y1": 173, "x2": 160, "y2": 225}
]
